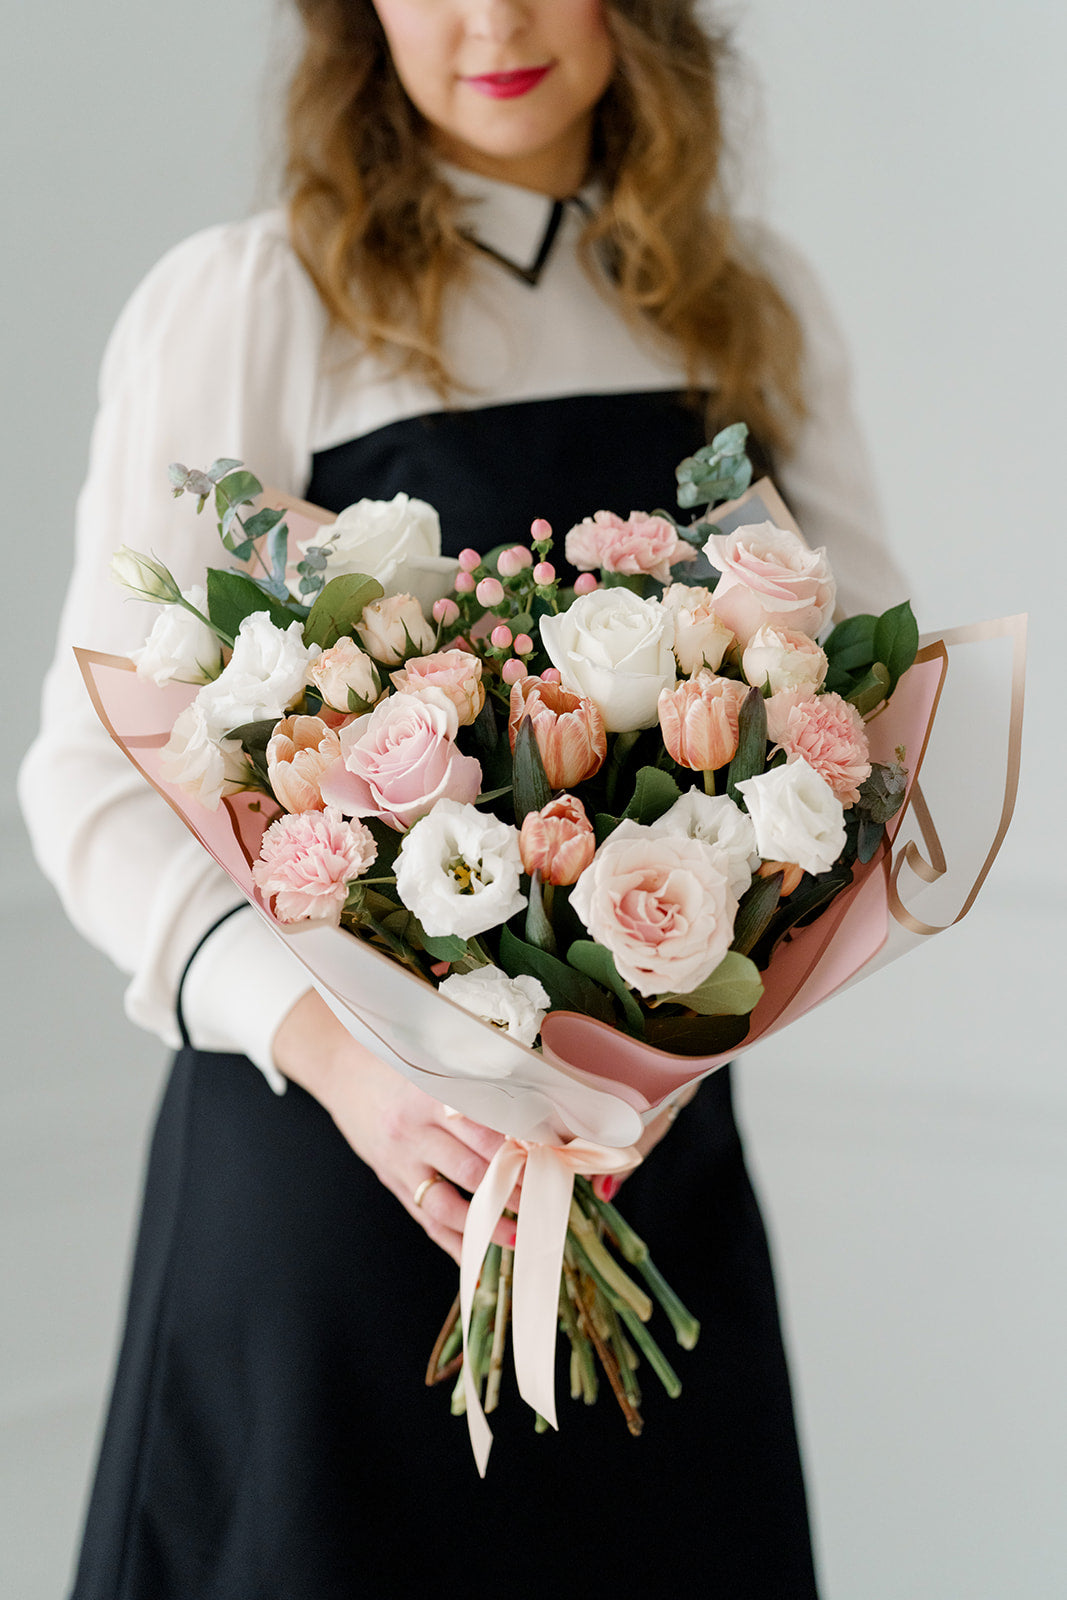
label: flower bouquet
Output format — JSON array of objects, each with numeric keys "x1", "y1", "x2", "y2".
[{"x1": 80, "y1": 426, "x2": 1024, "y2": 1472}]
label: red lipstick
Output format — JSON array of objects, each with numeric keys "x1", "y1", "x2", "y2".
[{"x1": 462, "y1": 64, "x2": 553, "y2": 100}]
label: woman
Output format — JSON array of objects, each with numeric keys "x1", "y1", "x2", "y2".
[{"x1": 22, "y1": 2, "x2": 906, "y2": 1596}]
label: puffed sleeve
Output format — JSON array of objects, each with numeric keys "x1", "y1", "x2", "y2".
[
  {"x1": 747, "y1": 225, "x2": 911, "y2": 616},
  {"x1": 18, "y1": 214, "x2": 329, "y2": 1089}
]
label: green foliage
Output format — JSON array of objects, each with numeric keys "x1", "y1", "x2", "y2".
[
  {"x1": 224, "y1": 718, "x2": 281, "y2": 786},
  {"x1": 662, "y1": 951, "x2": 763, "y2": 1016},
  {"x1": 620, "y1": 766, "x2": 682, "y2": 826},
  {"x1": 748, "y1": 862, "x2": 854, "y2": 969},
  {"x1": 303, "y1": 573, "x2": 384, "y2": 650},
  {"x1": 675, "y1": 423, "x2": 753, "y2": 512},
  {"x1": 874, "y1": 600, "x2": 920, "y2": 693},
  {"x1": 730, "y1": 872, "x2": 783, "y2": 956},
  {"x1": 566, "y1": 941, "x2": 645, "y2": 1035},
  {"x1": 642, "y1": 1010, "x2": 750, "y2": 1057},
  {"x1": 727, "y1": 687, "x2": 768, "y2": 805},
  {"x1": 498, "y1": 925, "x2": 615, "y2": 1024},
  {"x1": 823, "y1": 600, "x2": 918, "y2": 704},
  {"x1": 512, "y1": 716, "x2": 552, "y2": 823},
  {"x1": 206, "y1": 569, "x2": 296, "y2": 640}
]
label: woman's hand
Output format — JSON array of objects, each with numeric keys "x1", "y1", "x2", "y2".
[{"x1": 273, "y1": 989, "x2": 517, "y2": 1264}]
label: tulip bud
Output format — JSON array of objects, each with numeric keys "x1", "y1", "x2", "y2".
[
  {"x1": 519, "y1": 795, "x2": 596, "y2": 886},
  {"x1": 657, "y1": 671, "x2": 747, "y2": 772},
  {"x1": 508, "y1": 676, "x2": 607, "y2": 788}
]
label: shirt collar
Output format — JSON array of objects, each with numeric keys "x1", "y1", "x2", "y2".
[{"x1": 438, "y1": 161, "x2": 599, "y2": 285}]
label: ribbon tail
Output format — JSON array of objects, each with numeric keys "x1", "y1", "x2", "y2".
[
  {"x1": 459, "y1": 1144, "x2": 526, "y2": 1476},
  {"x1": 510, "y1": 1146, "x2": 576, "y2": 1433}
]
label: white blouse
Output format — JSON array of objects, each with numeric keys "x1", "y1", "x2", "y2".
[{"x1": 19, "y1": 167, "x2": 908, "y2": 1090}]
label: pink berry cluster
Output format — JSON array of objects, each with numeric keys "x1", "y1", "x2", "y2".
[{"x1": 438, "y1": 518, "x2": 595, "y2": 695}]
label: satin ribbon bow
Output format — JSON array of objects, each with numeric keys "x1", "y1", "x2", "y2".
[{"x1": 460, "y1": 1135, "x2": 642, "y2": 1476}]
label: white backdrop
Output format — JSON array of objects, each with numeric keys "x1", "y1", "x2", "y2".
[{"x1": 2, "y1": 3, "x2": 1064, "y2": 1596}]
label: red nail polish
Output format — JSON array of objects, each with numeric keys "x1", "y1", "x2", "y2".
[
  {"x1": 506, "y1": 1228, "x2": 517, "y2": 1248},
  {"x1": 604, "y1": 1176, "x2": 622, "y2": 1202}
]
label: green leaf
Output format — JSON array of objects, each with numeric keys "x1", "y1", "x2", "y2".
[
  {"x1": 498, "y1": 925, "x2": 615, "y2": 1023},
  {"x1": 642, "y1": 1010, "x2": 750, "y2": 1057},
  {"x1": 845, "y1": 662, "x2": 892, "y2": 716},
  {"x1": 749, "y1": 863, "x2": 854, "y2": 968},
  {"x1": 566, "y1": 941, "x2": 645, "y2": 1035},
  {"x1": 242, "y1": 505, "x2": 287, "y2": 543},
  {"x1": 823, "y1": 613, "x2": 877, "y2": 669},
  {"x1": 512, "y1": 715, "x2": 551, "y2": 823},
  {"x1": 422, "y1": 931, "x2": 471, "y2": 962},
  {"x1": 663, "y1": 951, "x2": 763, "y2": 1016},
  {"x1": 363, "y1": 816, "x2": 403, "y2": 876},
  {"x1": 621, "y1": 765, "x2": 681, "y2": 826},
  {"x1": 206, "y1": 568, "x2": 298, "y2": 639},
  {"x1": 206, "y1": 457, "x2": 243, "y2": 483},
  {"x1": 224, "y1": 717, "x2": 281, "y2": 785},
  {"x1": 873, "y1": 600, "x2": 919, "y2": 693},
  {"x1": 524, "y1": 875, "x2": 557, "y2": 954},
  {"x1": 303, "y1": 573, "x2": 384, "y2": 650},
  {"x1": 730, "y1": 872, "x2": 782, "y2": 956},
  {"x1": 214, "y1": 469, "x2": 262, "y2": 510},
  {"x1": 594, "y1": 812, "x2": 621, "y2": 847},
  {"x1": 727, "y1": 686, "x2": 768, "y2": 804}
]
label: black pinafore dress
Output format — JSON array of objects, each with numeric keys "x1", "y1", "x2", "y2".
[{"x1": 70, "y1": 244, "x2": 818, "y2": 1600}]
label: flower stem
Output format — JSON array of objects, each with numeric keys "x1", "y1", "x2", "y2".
[
  {"x1": 702, "y1": 767, "x2": 716, "y2": 795},
  {"x1": 576, "y1": 1179, "x2": 700, "y2": 1349},
  {"x1": 567, "y1": 1201, "x2": 652, "y2": 1321},
  {"x1": 616, "y1": 1304, "x2": 683, "y2": 1399},
  {"x1": 484, "y1": 1245, "x2": 513, "y2": 1415}
]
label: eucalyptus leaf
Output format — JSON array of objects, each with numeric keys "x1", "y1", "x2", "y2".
[
  {"x1": 663, "y1": 951, "x2": 763, "y2": 1016},
  {"x1": 566, "y1": 941, "x2": 645, "y2": 1035},
  {"x1": 303, "y1": 573, "x2": 384, "y2": 650},
  {"x1": 242, "y1": 506, "x2": 286, "y2": 543},
  {"x1": 207, "y1": 457, "x2": 243, "y2": 483}
]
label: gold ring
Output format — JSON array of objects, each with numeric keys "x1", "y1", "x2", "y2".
[
  {"x1": 413, "y1": 1172, "x2": 445, "y2": 1209},
  {"x1": 666, "y1": 1101, "x2": 681, "y2": 1124}
]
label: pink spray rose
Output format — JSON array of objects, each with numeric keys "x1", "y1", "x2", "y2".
[
  {"x1": 390, "y1": 649, "x2": 485, "y2": 726},
  {"x1": 266, "y1": 715, "x2": 343, "y2": 814},
  {"x1": 765, "y1": 688, "x2": 871, "y2": 806},
  {"x1": 703, "y1": 521, "x2": 836, "y2": 646},
  {"x1": 742, "y1": 625, "x2": 828, "y2": 695},
  {"x1": 355, "y1": 593, "x2": 435, "y2": 666},
  {"x1": 660, "y1": 583, "x2": 735, "y2": 674},
  {"x1": 519, "y1": 794, "x2": 596, "y2": 886},
  {"x1": 570, "y1": 821, "x2": 737, "y2": 998},
  {"x1": 565, "y1": 510, "x2": 696, "y2": 585},
  {"x1": 318, "y1": 690, "x2": 482, "y2": 830},
  {"x1": 306, "y1": 636, "x2": 381, "y2": 713},
  {"x1": 253, "y1": 806, "x2": 377, "y2": 925}
]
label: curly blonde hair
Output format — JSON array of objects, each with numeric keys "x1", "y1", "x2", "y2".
[{"x1": 285, "y1": 0, "x2": 806, "y2": 456}]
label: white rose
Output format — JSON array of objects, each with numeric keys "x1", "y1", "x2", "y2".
[
  {"x1": 539, "y1": 588, "x2": 677, "y2": 733},
  {"x1": 648, "y1": 790, "x2": 758, "y2": 900},
  {"x1": 159, "y1": 699, "x2": 249, "y2": 810},
  {"x1": 741, "y1": 625, "x2": 828, "y2": 695},
  {"x1": 570, "y1": 820, "x2": 736, "y2": 997},
  {"x1": 131, "y1": 585, "x2": 223, "y2": 686},
  {"x1": 395, "y1": 799, "x2": 526, "y2": 939},
  {"x1": 736, "y1": 757, "x2": 846, "y2": 876},
  {"x1": 355, "y1": 593, "x2": 436, "y2": 667},
  {"x1": 438, "y1": 965, "x2": 550, "y2": 1047},
  {"x1": 304, "y1": 493, "x2": 459, "y2": 611},
  {"x1": 659, "y1": 584, "x2": 735, "y2": 675},
  {"x1": 197, "y1": 613, "x2": 318, "y2": 738}
]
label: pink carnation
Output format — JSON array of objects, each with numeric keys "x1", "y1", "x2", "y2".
[
  {"x1": 253, "y1": 806, "x2": 377, "y2": 924},
  {"x1": 765, "y1": 689, "x2": 872, "y2": 806},
  {"x1": 565, "y1": 510, "x2": 696, "y2": 585}
]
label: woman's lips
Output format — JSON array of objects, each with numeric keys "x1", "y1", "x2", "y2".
[{"x1": 462, "y1": 64, "x2": 554, "y2": 100}]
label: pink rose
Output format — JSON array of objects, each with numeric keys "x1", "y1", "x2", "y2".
[
  {"x1": 266, "y1": 715, "x2": 343, "y2": 813},
  {"x1": 765, "y1": 689, "x2": 871, "y2": 806},
  {"x1": 318, "y1": 690, "x2": 482, "y2": 830},
  {"x1": 306, "y1": 637, "x2": 381, "y2": 713},
  {"x1": 742, "y1": 625, "x2": 828, "y2": 695},
  {"x1": 704, "y1": 521, "x2": 836, "y2": 646},
  {"x1": 390, "y1": 649, "x2": 485, "y2": 726},
  {"x1": 570, "y1": 821, "x2": 736, "y2": 998},
  {"x1": 565, "y1": 510, "x2": 697, "y2": 585},
  {"x1": 355, "y1": 593, "x2": 436, "y2": 666},
  {"x1": 253, "y1": 806, "x2": 377, "y2": 925},
  {"x1": 519, "y1": 794, "x2": 596, "y2": 886}
]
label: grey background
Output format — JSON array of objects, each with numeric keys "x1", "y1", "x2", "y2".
[{"x1": 3, "y1": 2, "x2": 1064, "y2": 1596}]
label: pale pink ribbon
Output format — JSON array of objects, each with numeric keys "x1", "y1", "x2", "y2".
[{"x1": 460, "y1": 1135, "x2": 642, "y2": 1476}]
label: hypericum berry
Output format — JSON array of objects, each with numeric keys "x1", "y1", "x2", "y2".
[
  {"x1": 501, "y1": 658, "x2": 528, "y2": 685},
  {"x1": 476, "y1": 576, "x2": 505, "y2": 607},
  {"x1": 533, "y1": 562, "x2": 556, "y2": 586},
  {"x1": 432, "y1": 596, "x2": 461, "y2": 625},
  {"x1": 497, "y1": 546, "x2": 532, "y2": 577},
  {"x1": 574, "y1": 572, "x2": 598, "y2": 595},
  {"x1": 513, "y1": 633, "x2": 534, "y2": 655},
  {"x1": 490, "y1": 624, "x2": 513, "y2": 649},
  {"x1": 458, "y1": 548, "x2": 481, "y2": 573}
]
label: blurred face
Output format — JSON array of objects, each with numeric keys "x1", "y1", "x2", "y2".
[{"x1": 371, "y1": 0, "x2": 616, "y2": 196}]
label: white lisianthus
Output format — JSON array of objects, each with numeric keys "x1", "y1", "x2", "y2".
[
  {"x1": 539, "y1": 588, "x2": 677, "y2": 732},
  {"x1": 395, "y1": 799, "x2": 526, "y2": 939},
  {"x1": 131, "y1": 585, "x2": 223, "y2": 686},
  {"x1": 197, "y1": 612, "x2": 318, "y2": 738},
  {"x1": 648, "y1": 790, "x2": 758, "y2": 900},
  {"x1": 438, "y1": 965, "x2": 550, "y2": 1047},
  {"x1": 303, "y1": 493, "x2": 458, "y2": 611},
  {"x1": 159, "y1": 700, "x2": 249, "y2": 810},
  {"x1": 736, "y1": 757, "x2": 846, "y2": 876},
  {"x1": 110, "y1": 545, "x2": 182, "y2": 603}
]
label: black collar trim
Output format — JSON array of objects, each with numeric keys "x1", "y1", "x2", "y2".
[{"x1": 466, "y1": 197, "x2": 568, "y2": 287}]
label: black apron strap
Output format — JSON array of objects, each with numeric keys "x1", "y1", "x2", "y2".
[{"x1": 175, "y1": 904, "x2": 247, "y2": 1049}]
